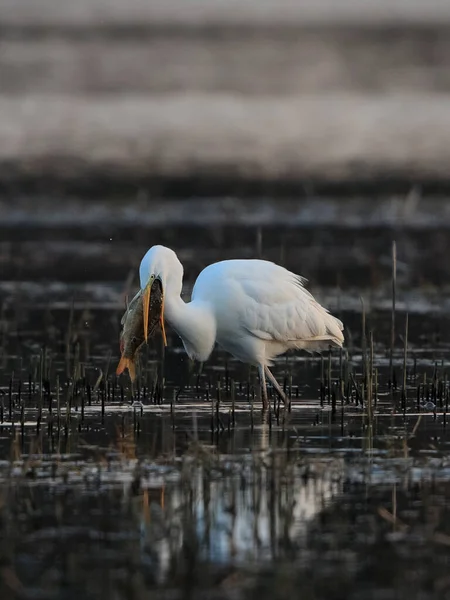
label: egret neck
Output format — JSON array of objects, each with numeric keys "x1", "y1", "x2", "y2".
[{"x1": 163, "y1": 292, "x2": 217, "y2": 363}]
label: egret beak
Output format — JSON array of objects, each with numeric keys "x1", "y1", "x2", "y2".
[
  {"x1": 160, "y1": 289, "x2": 167, "y2": 347},
  {"x1": 142, "y1": 275, "x2": 154, "y2": 342}
]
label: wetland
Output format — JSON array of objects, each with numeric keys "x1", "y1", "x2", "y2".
[{"x1": 1, "y1": 195, "x2": 450, "y2": 600}]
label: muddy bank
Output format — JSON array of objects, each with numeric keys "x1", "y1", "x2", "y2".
[
  {"x1": 3, "y1": 206, "x2": 450, "y2": 289},
  {"x1": 2, "y1": 27, "x2": 450, "y2": 95},
  {"x1": 1, "y1": 0, "x2": 449, "y2": 29},
  {"x1": 3, "y1": 0, "x2": 449, "y2": 97},
  {"x1": 1, "y1": 94, "x2": 450, "y2": 195},
  {"x1": 3, "y1": 195, "x2": 450, "y2": 229}
]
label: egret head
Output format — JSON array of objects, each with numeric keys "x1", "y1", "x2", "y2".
[{"x1": 139, "y1": 245, "x2": 183, "y2": 344}]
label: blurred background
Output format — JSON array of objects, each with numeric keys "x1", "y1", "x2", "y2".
[
  {"x1": 2, "y1": 0, "x2": 450, "y2": 289},
  {"x1": 3, "y1": 3, "x2": 450, "y2": 600},
  {"x1": 1, "y1": 0, "x2": 450, "y2": 196}
]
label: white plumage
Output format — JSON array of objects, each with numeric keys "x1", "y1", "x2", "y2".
[{"x1": 139, "y1": 245, "x2": 344, "y2": 409}]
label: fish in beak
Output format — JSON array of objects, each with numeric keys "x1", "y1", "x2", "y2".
[{"x1": 142, "y1": 275, "x2": 167, "y2": 346}]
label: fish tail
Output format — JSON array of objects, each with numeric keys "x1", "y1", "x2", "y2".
[
  {"x1": 116, "y1": 356, "x2": 137, "y2": 382},
  {"x1": 128, "y1": 360, "x2": 136, "y2": 382},
  {"x1": 116, "y1": 356, "x2": 128, "y2": 376}
]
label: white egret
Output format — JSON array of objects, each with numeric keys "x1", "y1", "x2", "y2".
[{"x1": 139, "y1": 245, "x2": 344, "y2": 410}]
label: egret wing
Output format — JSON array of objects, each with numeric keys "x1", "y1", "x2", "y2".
[
  {"x1": 192, "y1": 258, "x2": 343, "y2": 347},
  {"x1": 238, "y1": 271, "x2": 343, "y2": 345}
]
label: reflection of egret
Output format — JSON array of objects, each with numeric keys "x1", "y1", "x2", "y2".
[
  {"x1": 139, "y1": 245, "x2": 344, "y2": 409},
  {"x1": 135, "y1": 456, "x2": 345, "y2": 580}
]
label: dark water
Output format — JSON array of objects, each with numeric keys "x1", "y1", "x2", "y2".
[{"x1": 2, "y1": 200, "x2": 450, "y2": 599}]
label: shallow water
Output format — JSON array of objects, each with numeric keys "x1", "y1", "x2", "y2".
[{"x1": 2, "y1": 202, "x2": 450, "y2": 599}]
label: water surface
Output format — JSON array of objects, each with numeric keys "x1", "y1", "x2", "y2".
[{"x1": 1, "y1": 200, "x2": 450, "y2": 599}]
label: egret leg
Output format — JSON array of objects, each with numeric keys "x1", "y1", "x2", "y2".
[
  {"x1": 264, "y1": 366, "x2": 288, "y2": 406},
  {"x1": 258, "y1": 364, "x2": 269, "y2": 411}
]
